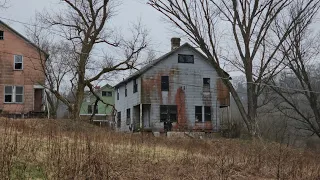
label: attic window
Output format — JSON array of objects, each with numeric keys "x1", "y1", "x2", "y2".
[
  {"x1": 0, "y1": 31, "x2": 3, "y2": 40},
  {"x1": 178, "y1": 54, "x2": 194, "y2": 63}
]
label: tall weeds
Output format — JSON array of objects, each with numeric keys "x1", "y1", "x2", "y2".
[{"x1": 0, "y1": 118, "x2": 319, "y2": 179}]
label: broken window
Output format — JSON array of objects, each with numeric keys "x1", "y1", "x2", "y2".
[
  {"x1": 160, "y1": 105, "x2": 177, "y2": 122},
  {"x1": 203, "y1": 78, "x2": 210, "y2": 91},
  {"x1": 0, "y1": 31, "x2": 3, "y2": 40},
  {"x1": 14, "y1": 55, "x2": 23, "y2": 70},
  {"x1": 102, "y1": 91, "x2": 112, "y2": 97},
  {"x1": 4, "y1": 86, "x2": 23, "y2": 103},
  {"x1": 133, "y1": 79, "x2": 138, "y2": 93},
  {"x1": 195, "y1": 106, "x2": 202, "y2": 122},
  {"x1": 161, "y1": 76, "x2": 169, "y2": 91},
  {"x1": 117, "y1": 112, "x2": 121, "y2": 128},
  {"x1": 178, "y1": 54, "x2": 194, "y2": 63},
  {"x1": 204, "y1": 106, "x2": 212, "y2": 121},
  {"x1": 126, "y1": 108, "x2": 131, "y2": 125}
]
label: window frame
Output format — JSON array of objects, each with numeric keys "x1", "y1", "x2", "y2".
[
  {"x1": 14, "y1": 55, "x2": 23, "y2": 70},
  {"x1": 204, "y1": 106, "x2": 212, "y2": 121},
  {"x1": 203, "y1": 78, "x2": 210, "y2": 91},
  {"x1": 126, "y1": 108, "x2": 131, "y2": 125},
  {"x1": 125, "y1": 83, "x2": 127, "y2": 97},
  {"x1": 161, "y1": 76, "x2": 169, "y2": 91},
  {"x1": 117, "y1": 88, "x2": 119, "y2": 100},
  {"x1": 88, "y1": 105, "x2": 92, "y2": 114},
  {"x1": 0, "y1": 30, "x2": 4, "y2": 40},
  {"x1": 4, "y1": 86, "x2": 24, "y2": 103},
  {"x1": 117, "y1": 112, "x2": 121, "y2": 128},
  {"x1": 178, "y1": 54, "x2": 194, "y2": 64},
  {"x1": 195, "y1": 106, "x2": 203, "y2": 122},
  {"x1": 133, "y1": 79, "x2": 138, "y2": 93},
  {"x1": 160, "y1": 105, "x2": 177, "y2": 122}
]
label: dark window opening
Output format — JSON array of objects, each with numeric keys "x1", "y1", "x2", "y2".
[
  {"x1": 117, "y1": 88, "x2": 119, "y2": 100},
  {"x1": 160, "y1": 105, "x2": 177, "y2": 122},
  {"x1": 88, "y1": 105, "x2": 92, "y2": 114},
  {"x1": 117, "y1": 112, "x2": 121, "y2": 128},
  {"x1": 133, "y1": 79, "x2": 138, "y2": 93},
  {"x1": 195, "y1": 106, "x2": 202, "y2": 122},
  {"x1": 161, "y1": 76, "x2": 169, "y2": 91},
  {"x1": 203, "y1": 78, "x2": 210, "y2": 91},
  {"x1": 205, "y1": 106, "x2": 212, "y2": 121},
  {"x1": 0, "y1": 31, "x2": 3, "y2": 40},
  {"x1": 178, "y1": 54, "x2": 194, "y2": 63},
  {"x1": 102, "y1": 91, "x2": 112, "y2": 97},
  {"x1": 126, "y1": 108, "x2": 131, "y2": 125},
  {"x1": 125, "y1": 84, "x2": 127, "y2": 97}
]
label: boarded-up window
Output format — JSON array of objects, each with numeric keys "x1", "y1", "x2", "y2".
[
  {"x1": 195, "y1": 106, "x2": 202, "y2": 122},
  {"x1": 126, "y1": 108, "x2": 131, "y2": 125},
  {"x1": 14, "y1": 55, "x2": 23, "y2": 70},
  {"x1": 160, "y1": 105, "x2": 177, "y2": 122},
  {"x1": 161, "y1": 76, "x2": 169, "y2": 91},
  {"x1": 0, "y1": 31, "x2": 3, "y2": 40},
  {"x1": 204, "y1": 106, "x2": 211, "y2": 121},
  {"x1": 178, "y1": 54, "x2": 194, "y2": 63}
]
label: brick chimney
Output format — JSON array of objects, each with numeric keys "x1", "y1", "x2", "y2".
[{"x1": 171, "y1": 37, "x2": 181, "y2": 50}]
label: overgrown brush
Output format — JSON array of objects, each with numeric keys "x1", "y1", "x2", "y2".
[{"x1": 0, "y1": 118, "x2": 319, "y2": 179}]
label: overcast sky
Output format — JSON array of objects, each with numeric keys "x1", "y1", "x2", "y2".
[{"x1": 0, "y1": 0, "x2": 181, "y2": 54}]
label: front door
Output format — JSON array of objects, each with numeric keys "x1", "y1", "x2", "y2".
[{"x1": 34, "y1": 89, "x2": 43, "y2": 112}]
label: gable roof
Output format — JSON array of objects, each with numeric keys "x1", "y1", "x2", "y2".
[
  {"x1": 0, "y1": 20, "x2": 49, "y2": 57},
  {"x1": 115, "y1": 43, "x2": 230, "y2": 88}
]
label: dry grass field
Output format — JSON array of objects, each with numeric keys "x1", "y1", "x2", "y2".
[{"x1": 0, "y1": 118, "x2": 319, "y2": 180}]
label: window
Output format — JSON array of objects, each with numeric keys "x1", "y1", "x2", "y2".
[
  {"x1": 133, "y1": 79, "x2": 138, "y2": 93},
  {"x1": 4, "y1": 86, "x2": 24, "y2": 103},
  {"x1": 203, "y1": 78, "x2": 210, "y2": 91},
  {"x1": 178, "y1": 54, "x2": 194, "y2": 63},
  {"x1": 126, "y1": 108, "x2": 131, "y2": 125},
  {"x1": 125, "y1": 84, "x2": 127, "y2": 97},
  {"x1": 88, "y1": 105, "x2": 92, "y2": 114},
  {"x1": 88, "y1": 105, "x2": 98, "y2": 114},
  {"x1": 161, "y1": 76, "x2": 169, "y2": 91},
  {"x1": 160, "y1": 105, "x2": 177, "y2": 122},
  {"x1": 117, "y1": 112, "x2": 121, "y2": 128},
  {"x1": 102, "y1": 91, "x2": 112, "y2": 97},
  {"x1": 195, "y1": 106, "x2": 202, "y2": 122},
  {"x1": 204, "y1": 106, "x2": 212, "y2": 121},
  {"x1": 14, "y1": 55, "x2": 23, "y2": 70},
  {"x1": 0, "y1": 31, "x2": 3, "y2": 40},
  {"x1": 117, "y1": 88, "x2": 119, "y2": 100}
]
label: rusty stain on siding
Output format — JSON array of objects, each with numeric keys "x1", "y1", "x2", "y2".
[
  {"x1": 217, "y1": 79, "x2": 230, "y2": 106},
  {"x1": 175, "y1": 87, "x2": 187, "y2": 130}
]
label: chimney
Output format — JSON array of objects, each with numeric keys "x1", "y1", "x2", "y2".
[{"x1": 171, "y1": 37, "x2": 181, "y2": 50}]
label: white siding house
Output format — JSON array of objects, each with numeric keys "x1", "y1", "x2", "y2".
[{"x1": 115, "y1": 38, "x2": 230, "y2": 132}]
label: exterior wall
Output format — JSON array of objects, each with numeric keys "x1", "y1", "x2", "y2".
[
  {"x1": 115, "y1": 77, "x2": 141, "y2": 131},
  {"x1": 80, "y1": 85, "x2": 115, "y2": 117},
  {"x1": 115, "y1": 45, "x2": 228, "y2": 132},
  {"x1": 141, "y1": 46, "x2": 220, "y2": 132},
  {"x1": 0, "y1": 24, "x2": 45, "y2": 114}
]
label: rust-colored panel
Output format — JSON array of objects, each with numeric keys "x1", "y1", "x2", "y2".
[
  {"x1": 174, "y1": 87, "x2": 188, "y2": 130},
  {"x1": 217, "y1": 79, "x2": 230, "y2": 106}
]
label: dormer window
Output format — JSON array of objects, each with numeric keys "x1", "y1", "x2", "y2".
[
  {"x1": 178, "y1": 54, "x2": 194, "y2": 63},
  {"x1": 0, "y1": 31, "x2": 3, "y2": 40},
  {"x1": 14, "y1": 55, "x2": 23, "y2": 70}
]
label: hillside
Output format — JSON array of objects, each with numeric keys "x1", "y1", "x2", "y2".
[{"x1": 0, "y1": 118, "x2": 319, "y2": 179}]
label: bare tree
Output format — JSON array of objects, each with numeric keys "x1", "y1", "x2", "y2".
[
  {"x1": 271, "y1": 3, "x2": 320, "y2": 138},
  {"x1": 33, "y1": 0, "x2": 148, "y2": 119},
  {"x1": 148, "y1": 0, "x2": 320, "y2": 136},
  {"x1": 0, "y1": 0, "x2": 8, "y2": 9}
]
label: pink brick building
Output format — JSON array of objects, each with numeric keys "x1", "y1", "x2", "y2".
[{"x1": 0, "y1": 20, "x2": 46, "y2": 116}]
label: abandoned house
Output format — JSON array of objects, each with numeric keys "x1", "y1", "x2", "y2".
[
  {"x1": 80, "y1": 84, "x2": 115, "y2": 120},
  {"x1": 114, "y1": 38, "x2": 231, "y2": 132},
  {"x1": 0, "y1": 20, "x2": 46, "y2": 117}
]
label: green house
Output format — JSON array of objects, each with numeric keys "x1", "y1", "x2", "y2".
[{"x1": 80, "y1": 84, "x2": 115, "y2": 120}]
